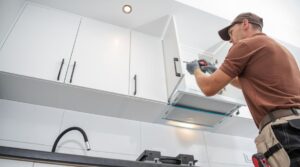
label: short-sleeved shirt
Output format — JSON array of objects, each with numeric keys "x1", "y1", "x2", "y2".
[{"x1": 220, "y1": 33, "x2": 300, "y2": 127}]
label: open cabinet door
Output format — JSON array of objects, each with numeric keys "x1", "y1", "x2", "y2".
[{"x1": 162, "y1": 17, "x2": 184, "y2": 101}]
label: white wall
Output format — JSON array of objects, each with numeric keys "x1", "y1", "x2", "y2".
[
  {"x1": 175, "y1": 0, "x2": 300, "y2": 49},
  {"x1": 0, "y1": 0, "x2": 26, "y2": 46},
  {"x1": 0, "y1": 99, "x2": 256, "y2": 167},
  {"x1": 279, "y1": 40, "x2": 300, "y2": 67}
]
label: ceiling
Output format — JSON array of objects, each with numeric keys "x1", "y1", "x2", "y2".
[
  {"x1": 29, "y1": 0, "x2": 300, "y2": 49},
  {"x1": 29, "y1": 0, "x2": 176, "y2": 37}
]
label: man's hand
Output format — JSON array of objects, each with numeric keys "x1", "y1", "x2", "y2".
[
  {"x1": 201, "y1": 65, "x2": 217, "y2": 74},
  {"x1": 187, "y1": 59, "x2": 217, "y2": 75},
  {"x1": 198, "y1": 59, "x2": 208, "y2": 67},
  {"x1": 186, "y1": 60, "x2": 200, "y2": 75},
  {"x1": 198, "y1": 59, "x2": 217, "y2": 74}
]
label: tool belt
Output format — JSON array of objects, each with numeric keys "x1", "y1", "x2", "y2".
[{"x1": 259, "y1": 108, "x2": 300, "y2": 133}]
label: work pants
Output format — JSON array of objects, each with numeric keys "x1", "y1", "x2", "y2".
[{"x1": 255, "y1": 115, "x2": 300, "y2": 167}]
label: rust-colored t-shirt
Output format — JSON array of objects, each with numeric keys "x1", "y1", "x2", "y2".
[{"x1": 220, "y1": 33, "x2": 300, "y2": 127}]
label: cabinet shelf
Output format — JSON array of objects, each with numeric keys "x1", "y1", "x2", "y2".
[{"x1": 0, "y1": 72, "x2": 167, "y2": 123}]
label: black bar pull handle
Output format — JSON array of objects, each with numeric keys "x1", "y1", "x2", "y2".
[
  {"x1": 57, "y1": 58, "x2": 65, "y2": 81},
  {"x1": 133, "y1": 74, "x2": 137, "y2": 95},
  {"x1": 173, "y1": 57, "x2": 181, "y2": 77},
  {"x1": 69, "y1": 61, "x2": 76, "y2": 83}
]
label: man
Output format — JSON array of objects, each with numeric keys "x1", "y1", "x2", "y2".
[{"x1": 186, "y1": 12, "x2": 300, "y2": 166}]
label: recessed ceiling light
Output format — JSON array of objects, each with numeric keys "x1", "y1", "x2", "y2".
[{"x1": 122, "y1": 4, "x2": 132, "y2": 14}]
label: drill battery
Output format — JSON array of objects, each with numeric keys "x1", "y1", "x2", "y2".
[{"x1": 252, "y1": 153, "x2": 270, "y2": 167}]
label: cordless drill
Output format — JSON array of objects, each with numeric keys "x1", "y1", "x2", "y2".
[
  {"x1": 198, "y1": 59, "x2": 217, "y2": 74},
  {"x1": 252, "y1": 153, "x2": 270, "y2": 167}
]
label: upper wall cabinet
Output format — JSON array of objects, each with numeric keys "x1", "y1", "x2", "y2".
[
  {"x1": 0, "y1": 3, "x2": 81, "y2": 82},
  {"x1": 129, "y1": 31, "x2": 167, "y2": 102},
  {"x1": 162, "y1": 18, "x2": 183, "y2": 99},
  {"x1": 162, "y1": 17, "x2": 245, "y2": 127},
  {"x1": 0, "y1": 2, "x2": 165, "y2": 101},
  {"x1": 64, "y1": 17, "x2": 130, "y2": 95},
  {"x1": 170, "y1": 4, "x2": 245, "y2": 101}
]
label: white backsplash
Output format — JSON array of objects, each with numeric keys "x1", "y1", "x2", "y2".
[{"x1": 0, "y1": 99, "x2": 256, "y2": 166}]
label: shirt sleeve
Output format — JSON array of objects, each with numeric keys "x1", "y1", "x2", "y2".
[{"x1": 220, "y1": 42, "x2": 252, "y2": 78}]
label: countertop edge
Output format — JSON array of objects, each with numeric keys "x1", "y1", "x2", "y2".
[{"x1": 0, "y1": 146, "x2": 189, "y2": 167}]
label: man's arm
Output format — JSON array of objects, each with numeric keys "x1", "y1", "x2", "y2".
[
  {"x1": 193, "y1": 68, "x2": 234, "y2": 96},
  {"x1": 230, "y1": 77, "x2": 241, "y2": 89}
]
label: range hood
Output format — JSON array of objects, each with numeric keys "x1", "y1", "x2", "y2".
[{"x1": 163, "y1": 87, "x2": 244, "y2": 127}]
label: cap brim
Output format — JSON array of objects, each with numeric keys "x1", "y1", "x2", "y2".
[{"x1": 218, "y1": 25, "x2": 231, "y2": 41}]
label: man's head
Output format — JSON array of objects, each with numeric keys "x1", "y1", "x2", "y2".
[{"x1": 218, "y1": 12, "x2": 263, "y2": 44}]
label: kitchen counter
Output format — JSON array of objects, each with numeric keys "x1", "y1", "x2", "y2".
[{"x1": 0, "y1": 146, "x2": 198, "y2": 167}]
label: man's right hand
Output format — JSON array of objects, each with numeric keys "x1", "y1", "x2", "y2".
[
  {"x1": 198, "y1": 59, "x2": 208, "y2": 67},
  {"x1": 186, "y1": 59, "x2": 217, "y2": 75},
  {"x1": 198, "y1": 59, "x2": 217, "y2": 74},
  {"x1": 201, "y1": 64, "x2": 217, "y2": 74}
]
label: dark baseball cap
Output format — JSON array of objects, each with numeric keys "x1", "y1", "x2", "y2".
[{"x1": 218, "y1": 12, "x2": 263, "y2": 41}]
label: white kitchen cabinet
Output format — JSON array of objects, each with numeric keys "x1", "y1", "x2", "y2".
[
  {"x1": 0, "y1": 158, "x2": 33, "y2": 167},
  {"x1": 65, "y1": 17, "x2": 130, "y2": 95},
  {"x1": 0, "y1": 3, "x2": 130, "y2": 95},
  {"x1": 129, "y1": 31, "x2": 167, "y2": 102},
  {"x1": 0, "y1": 3, "x2": 81, "y2": 82},
  {"x1": 162, "y1": 18, "x2": 183, "y2": 99}
]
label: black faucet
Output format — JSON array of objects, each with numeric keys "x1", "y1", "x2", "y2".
[{"x1": 51, "y1": 127, "x2": 91, "y2": 152}]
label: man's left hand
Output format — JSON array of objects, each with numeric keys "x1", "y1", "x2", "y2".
[{"x1": 186, "y1": 60, "x2": 200, "y2": 75}]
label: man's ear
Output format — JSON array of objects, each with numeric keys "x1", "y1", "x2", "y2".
[{"x1": 242, "y1": 19, "x2": 250, "y2": 30}]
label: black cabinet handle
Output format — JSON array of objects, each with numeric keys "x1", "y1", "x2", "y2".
[
  {"x1": 57, "y1": 58, "x2": 65, "y2": 81},
  {"x1": 133, "y1": 74, "x2": 137, "y2": 96},
  {"x1": 173, "y1": 57, "x2": 181, "y2": 77},
  {"x1": 69, "y1": 61, "x2": 76, "y2": 83}
]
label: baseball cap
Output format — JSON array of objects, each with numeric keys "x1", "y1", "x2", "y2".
[{"x1": 218, "y1": 12, "x2": 263, "y2": 41}]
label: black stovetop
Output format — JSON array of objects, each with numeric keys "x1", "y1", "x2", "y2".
[{"x1": 137, "y1": 150, "x2": 197, "y2": 166}]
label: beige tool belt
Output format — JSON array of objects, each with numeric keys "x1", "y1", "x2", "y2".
[{"x1": 255, "y1": 115, "x2": 300, "y2": 167}]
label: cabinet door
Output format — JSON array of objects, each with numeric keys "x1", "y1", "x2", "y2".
[
  {"x1": 0, "y1": 3, "x2": 80, "y2": 82},
  {"x1": 130, "y1": 31, "x2": 167, "y2": 102},
  {"x1": 66, "y1": 18, "x2": 130, "y2": 95},
  {"x1": 162, "y1": 18, "x2": 183, "y2": 98}
]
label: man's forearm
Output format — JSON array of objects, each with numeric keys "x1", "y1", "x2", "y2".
[
  {"x1": 193, "y1": 68, "x2": 234, "y2": 96},
  {"x1": 194, "y1": 69, "x2": 211, "y2": 96}
]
